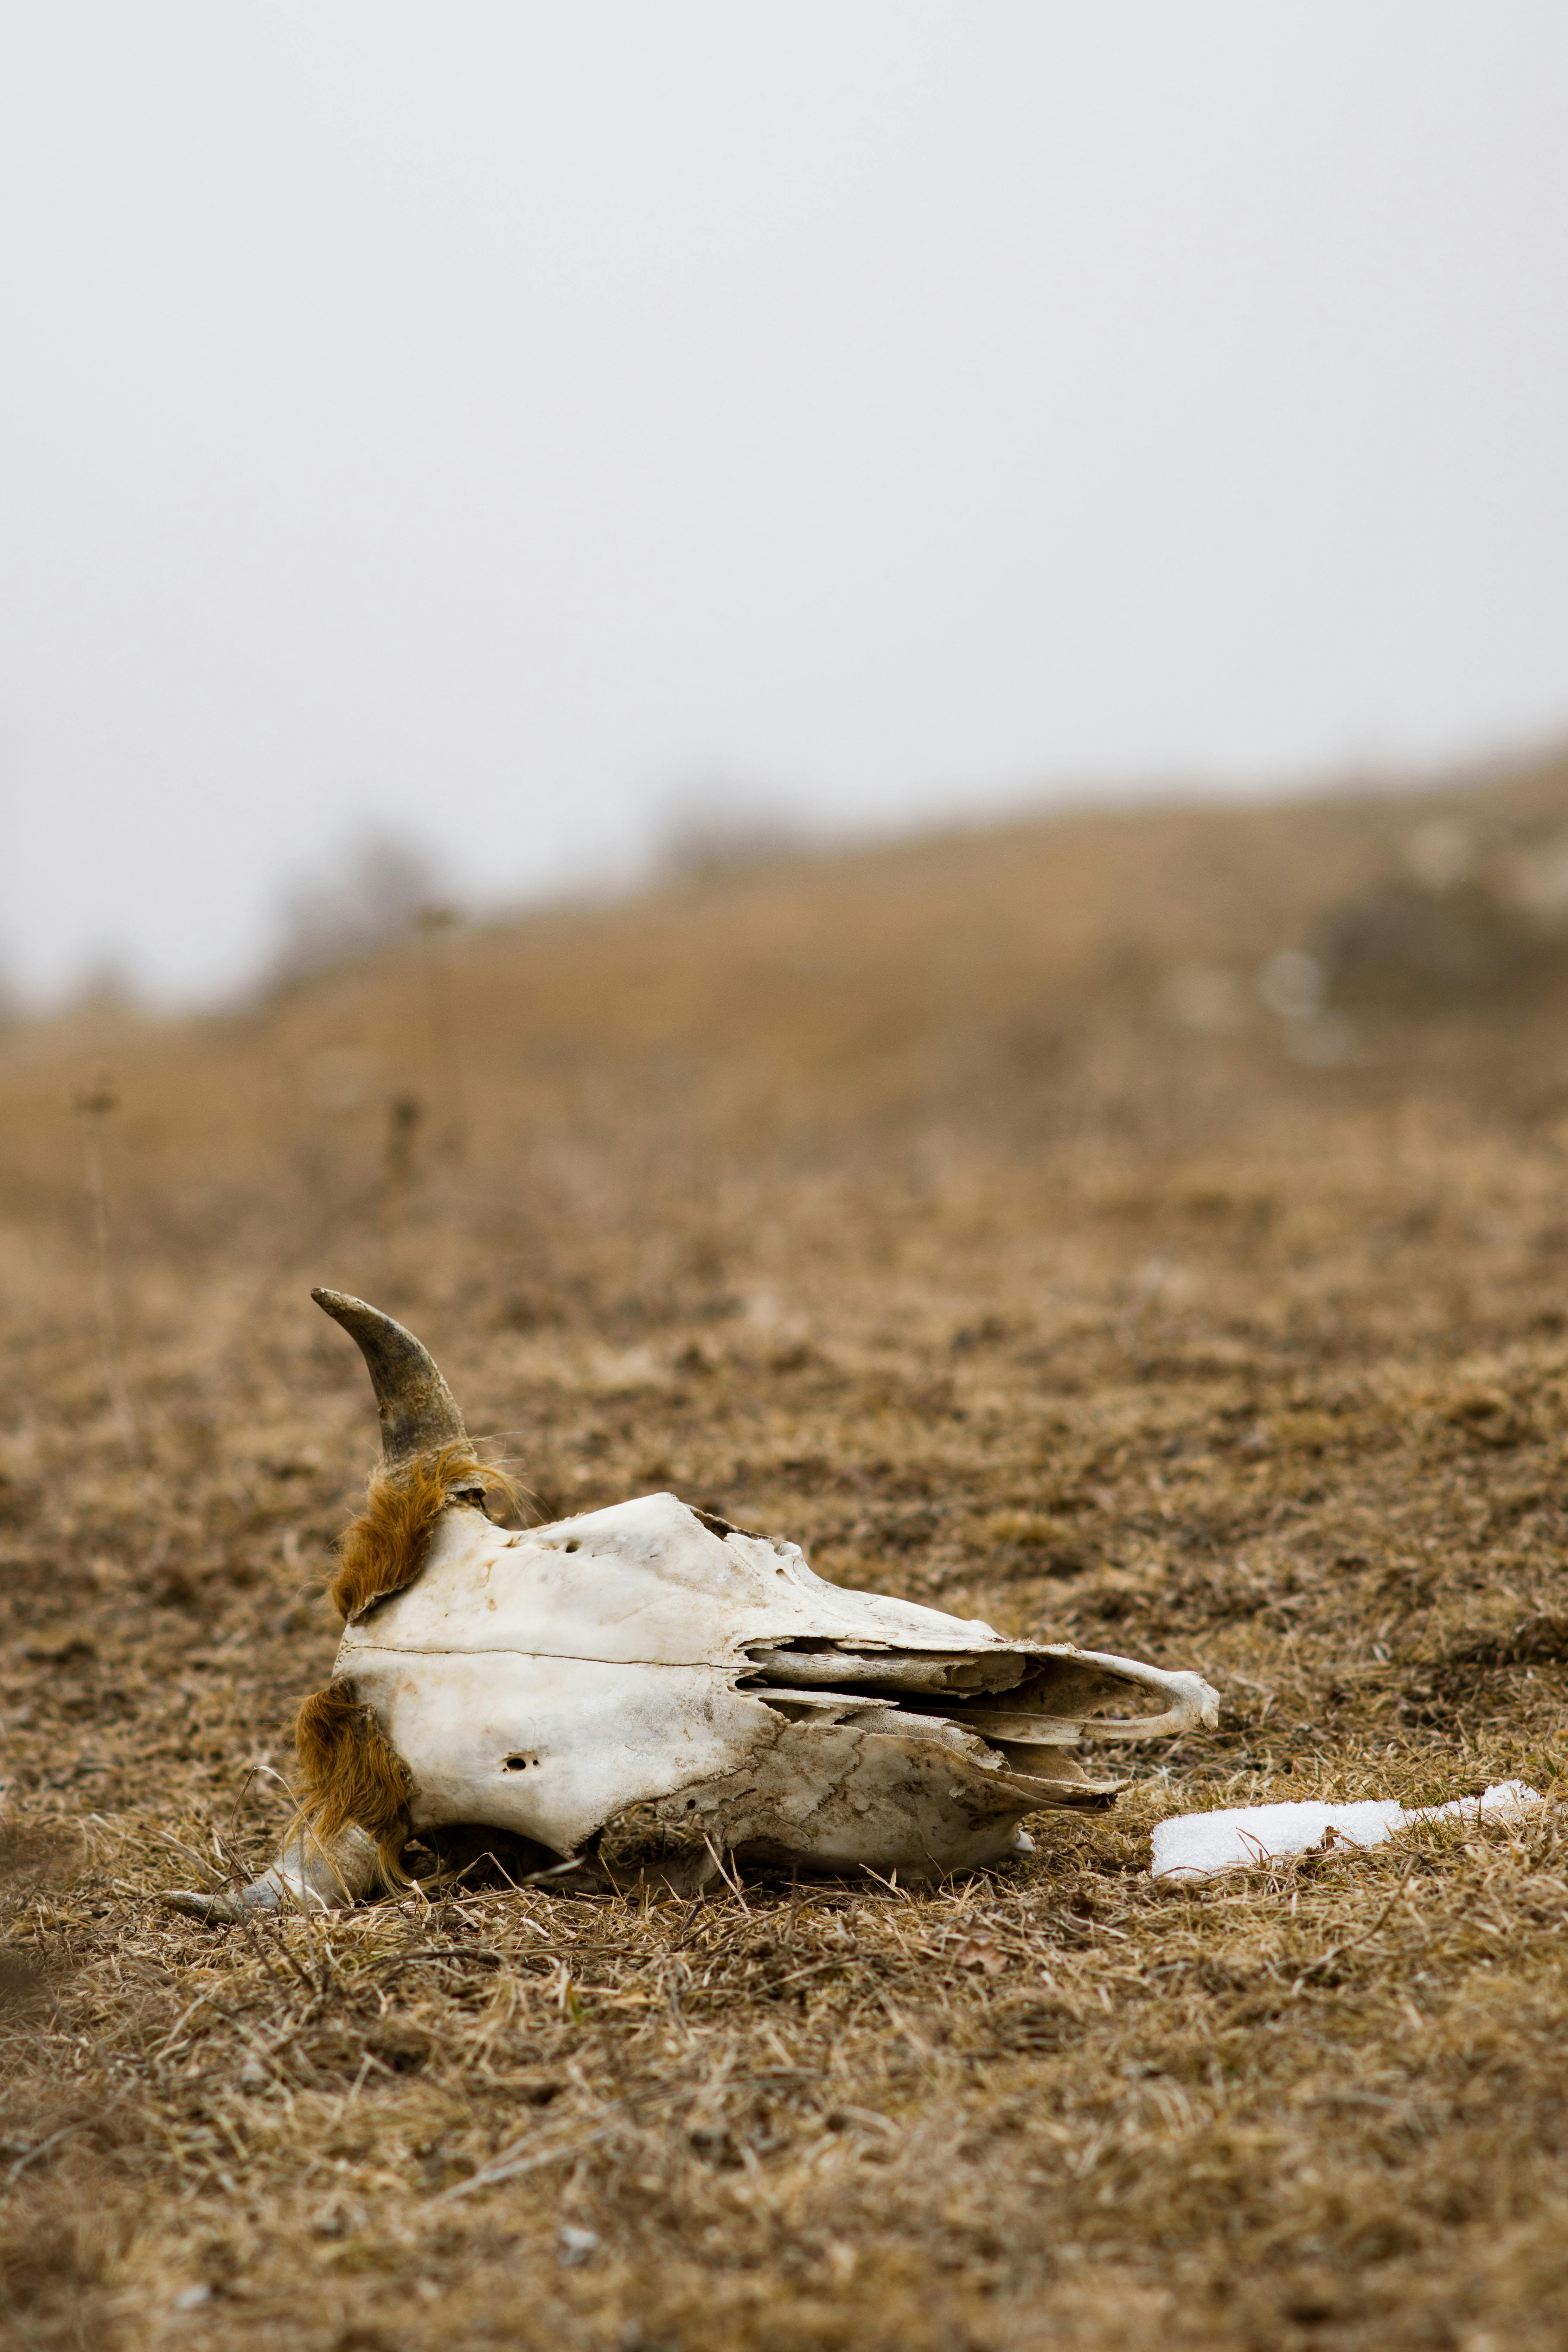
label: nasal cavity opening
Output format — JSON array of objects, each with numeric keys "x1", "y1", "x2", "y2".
[{"x1": 502, "y1": 1753, "x2": 539, "y2": 1772}]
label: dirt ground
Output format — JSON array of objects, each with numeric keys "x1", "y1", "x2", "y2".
[{"x1": 4, "y1": 754, "x2": 1568, "y2": 2352}]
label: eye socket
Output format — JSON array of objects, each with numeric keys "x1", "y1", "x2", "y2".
[{"x1": 561, "y1": 1539, "x2": 581, "y2": 1553}]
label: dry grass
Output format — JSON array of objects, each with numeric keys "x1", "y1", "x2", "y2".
[{"x1": 4, "y1": 755, "x2": 1568, "y2": 2349}]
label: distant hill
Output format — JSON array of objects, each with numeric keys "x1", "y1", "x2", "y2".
[{"x1": 5, "y1": 740, "x2": 1568, "y2": 1230}]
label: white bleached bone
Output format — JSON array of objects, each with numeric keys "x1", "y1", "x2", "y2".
[
  {"x1": 165, "y1": 1293, "x2": 1218, "y2": 1916},
  {"x1": 1150, "y1": 1780, "x2": 1544, "y2": 1881}
]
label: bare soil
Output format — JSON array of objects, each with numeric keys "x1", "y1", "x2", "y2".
[{"x1": 4, "y1": 756, "x2": 1568, "y2": 2351}]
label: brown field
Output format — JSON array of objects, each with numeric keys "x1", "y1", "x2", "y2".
[{"x1": 4, "y1": 752, "x2": 1568, "y2": 2352}]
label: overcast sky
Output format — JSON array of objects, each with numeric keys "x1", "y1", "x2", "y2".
[{"x1": 2, "y1": 5, "x2": 1565, "y2": 1004}]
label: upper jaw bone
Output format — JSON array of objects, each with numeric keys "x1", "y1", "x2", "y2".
[{"x1": 1030, "y1": 1649, "x2": 1220, "y2": 1743}]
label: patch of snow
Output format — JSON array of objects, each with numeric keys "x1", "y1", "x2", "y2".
[{"x1": 1150, "y1": 1780, "x2": 1543, "y2": 1881}]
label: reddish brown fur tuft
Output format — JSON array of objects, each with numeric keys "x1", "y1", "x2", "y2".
[
  {"x1": 293, "y1": 1680, "x2": 415, "y2": 1879},
  {"x1": 327, "y1": 1440, "x2": 516, "y2": 1625},
  {"x1": 299, "y1": 1444, "x2": 518, "y2": 1878}
]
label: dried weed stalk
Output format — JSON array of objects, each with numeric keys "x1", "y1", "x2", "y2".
[{"x1": 73, "y1": 1076, "x2": 139, "y2": 1458}]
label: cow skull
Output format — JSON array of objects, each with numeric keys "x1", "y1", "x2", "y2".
[{"x1": 166, "y1": 1291, "x2": 1217, "y2": 1916}]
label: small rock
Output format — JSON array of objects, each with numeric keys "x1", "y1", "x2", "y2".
[
  {"x1": 557, "y1": 2223, "x2": 600, "y2": 2267},
  {"x1": 173, "y1": 2284, "x2": 212, "y2": 2311},
  {"x1": 238, "y1": 2058, "x2": 266, "y2": 2088}
]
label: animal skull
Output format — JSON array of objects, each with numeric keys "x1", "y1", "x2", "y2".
[{"x1": 167, "y1": 1291, "x2": 1217, "y2": 1915}]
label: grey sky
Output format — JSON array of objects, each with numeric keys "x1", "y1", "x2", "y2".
[{"x1": 2, "y1": 4, "x2": 1564, "y2": 1003}]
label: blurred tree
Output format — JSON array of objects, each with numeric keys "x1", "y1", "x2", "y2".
[
  {"x1": 653, "y1": 783, "x2": 806, "y2": 883},
  {"x1": 270, "y1": 833, "x2": 448, "y2": 983}
]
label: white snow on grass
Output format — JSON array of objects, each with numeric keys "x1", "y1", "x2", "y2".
[{"x1": 1150, "y1": 1780, "x2": 1543, "y2": 1881}]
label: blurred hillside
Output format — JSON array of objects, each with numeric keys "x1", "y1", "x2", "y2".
[{"x1": 7, "y1": 743, "x2": 1568, "y2": 1346}]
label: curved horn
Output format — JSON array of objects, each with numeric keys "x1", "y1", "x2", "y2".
[{"x1": 311, "y1": 1288, "x2": 474, "y2": 1474}]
